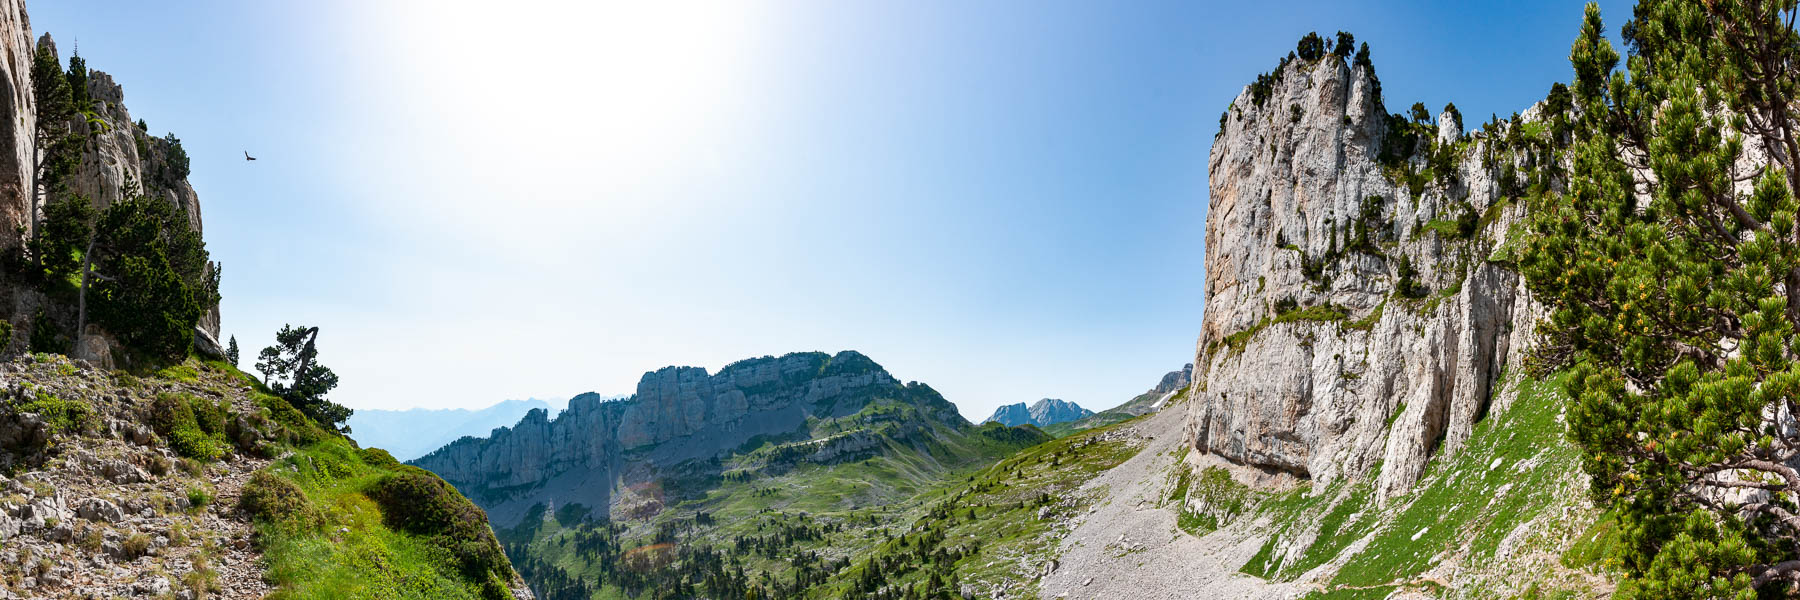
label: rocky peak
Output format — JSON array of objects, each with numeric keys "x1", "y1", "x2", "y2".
[
  {"x1": 1190, "y1": 44, "x2": 1541, "y2": 499},
  {"x1": 1153, "y1": 364, "x2": 1193, "y2": 395},
  {"x1": 1028, "y1": 399, "x2": 1092, "y2": 426}
]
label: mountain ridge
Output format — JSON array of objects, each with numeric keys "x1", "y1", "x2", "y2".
[{"x1": 983, "y1": 398, "x2": 1093, "y2": 428}]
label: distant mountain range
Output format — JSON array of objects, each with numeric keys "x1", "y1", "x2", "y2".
[
  {"x1": 984, "y1": 398, "x2": 1093, "y2": 428},
  {"x1": 348, "y1": 397, "x2": 620, "y2": 461}
]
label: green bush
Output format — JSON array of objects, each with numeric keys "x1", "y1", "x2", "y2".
[
  {"x1": 186, "y1": 484, "x2": 213, "y2": 509},
  {"x1": 151, "y1": 393, "x2": 229, "y2": 461},
  {"x1": 359, "y1": 447, "x2": 400, "y2": 470},
  {"x1": 240, "y1": 471, "x2": 314, "y2": 530},
  {"x1": 366, "y1": 466, "x2": 511, "y2": 583},
  {"x1": 15, "y1": 390, "x2": 95, "y2": 437}
]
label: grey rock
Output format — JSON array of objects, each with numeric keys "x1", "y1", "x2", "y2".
[
  {"x1": 77, "y1": 498, "x2": 125, "y2": 523},
  {"x1": 1190, "y1": 54, "x2": 1538, "y2": 500},
  {"x1": 133, "y1": 576, "x2": 170, "y2": 596}
]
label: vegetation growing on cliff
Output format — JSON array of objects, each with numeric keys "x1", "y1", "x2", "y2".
[{"x1": 1519, "y1": 2, "x2": 1800, "y2": 596}]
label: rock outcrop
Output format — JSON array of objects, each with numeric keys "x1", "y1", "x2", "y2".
[
  {"x1": 985, "y1": 398, "x2": 1094, "y2": 428},
  {"x1": 1188, "y1": 50, "x2": 1541, "y2": 499},
  {"x1": 413, "y1": 350, "x2": 969, "y2": 526}
]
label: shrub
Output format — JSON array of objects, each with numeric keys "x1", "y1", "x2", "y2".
[
  {"x1": 15, "y1": 391, "x2": 95, "y2": 436},
  {"x1": 122, "y1": 533, "x2": 150, "y2": 558},
  {"x1": 186, "y1": 484, "x2": 213, "y2": 509},
  {"x1": 150, "y1": 393, "x2": 229, "y2": 461},
  {"x1": 359, "y1": 447, "x2": 400, "y2": 470},
  {"x1": 239, "y1": 471, "x2": 314, "y2": 530},
  {"x1": 367, "y1": 466, "x2": 510, "y2": 583}
]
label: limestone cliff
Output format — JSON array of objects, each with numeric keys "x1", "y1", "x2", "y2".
[
  {"x1": 1188, "y1": 49, "x2": 1544, "y2": 499},
  {"x1": 413, "y1": 350, "x2": 970, "y2": 526},
  {"x1": 0, "y1": 30, "x2": 220, "y2": 362}
]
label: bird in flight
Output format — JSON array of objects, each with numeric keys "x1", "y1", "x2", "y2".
[{"x1": 244, "y1": 151, "x2": 256, "y2": 161}]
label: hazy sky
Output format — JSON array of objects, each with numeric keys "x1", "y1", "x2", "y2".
[{"x1": 33, "y1": 1, "x2": 1631, "y2": 420}]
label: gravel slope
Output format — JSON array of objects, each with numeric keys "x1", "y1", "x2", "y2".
[{"x1": 1039, "y1": 404, "x2": 1303, "y2": 599}]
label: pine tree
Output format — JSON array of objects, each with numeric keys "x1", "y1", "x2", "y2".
[
  {"x1": 29, "y1": 41, "x2": 80, "y2": 262},
  {"x1": 256, "y1": 325, "x2": 350, "y2": 431},
  {"x1": 226, "y1": 335, "x2": 239, "y2": 366},
  {"x1": 1519, "y1": 2, "x2": 1800, "y2": 594}
]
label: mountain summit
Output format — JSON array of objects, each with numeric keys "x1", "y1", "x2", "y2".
[{"x1": 985, "y1": 398, "x2": 1093, "y2": 427}]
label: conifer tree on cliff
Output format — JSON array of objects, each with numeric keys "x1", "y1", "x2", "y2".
[
  {"x1": 256, "y1": 325, "x2": 350, "y2": 432},
  {"x1": 28, "y1": 41, "x2": 81, "y2": 267},
  {"x1": 1520, "y1": 2, "x2": 1800, "y2": 595}
]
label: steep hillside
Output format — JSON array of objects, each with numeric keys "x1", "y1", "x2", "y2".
[
  {"x1": 348, "y1": 399, "x2": 561, "y2": 462},
  {"x1": 0, "y1": 354, "x2": 533, "y2": 599},
  {"x1": 412, "y1": 351, "x2": 998, "y2": 528},
  {"x1": 420, "y1": 351, "x2": 1050, "y2": 599},
  {"x1": 983, "y1": 398, "x2": 1092, "y2": 428},
  {"x1": 1042, "y1": 363, "x2": 1191, "y2": 437}
]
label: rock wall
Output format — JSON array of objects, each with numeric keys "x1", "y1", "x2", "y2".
[
  {"x1": 0, "y1": 0, "x2": 30, "y2": 255},
  {"x1": 413, "y1": 350, "x2": 956, "y2": 526},
  {"x1": 1188, "y1": 52, "x2": 1543, "y2": 499}
]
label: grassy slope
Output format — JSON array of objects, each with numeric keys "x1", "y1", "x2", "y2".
[
  {"x1": 501, "y1": 399, "x2": 1054, "y2": 599},
  {"x1": 1190, "y1": 374, "x2": 1615, "y2": 598},
  {"x1": 811, "y1": 415, "x2": 1151, "y2": 599},
  {"x1": 184, "y1": 360, "x2": 520, "y2": 599}
]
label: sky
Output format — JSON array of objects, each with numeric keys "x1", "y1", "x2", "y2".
[{"x1": 32, "y1": 0, "x2": 1633, "y2": 421}]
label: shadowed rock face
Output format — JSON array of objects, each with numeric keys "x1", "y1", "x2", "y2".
[
  {"x1": 412, "y1": 350, "x2": 968, "y2": 526},
  {"x1": 1190, "y1": 53, "x2": 1543, "y2": 499}
]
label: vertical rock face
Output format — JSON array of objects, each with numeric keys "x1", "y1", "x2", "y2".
[
  {"x1": 0, "y1": 0, "x2": 31, "y2": 254},
  {"x1": 413, "y1": 351, "x2": 964, "y2": 526},
  {"x1": 1189, "y1": 53, "x2": 1541, "y2": 499}
]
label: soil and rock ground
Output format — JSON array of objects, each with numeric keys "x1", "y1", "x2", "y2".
[{"x1": 0, "y1": 353, "x2": 531, "y2": 600}]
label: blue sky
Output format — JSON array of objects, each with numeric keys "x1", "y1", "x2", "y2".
[{"x1": 33, "y1": 1, "x2": 1630, "y2": 420}]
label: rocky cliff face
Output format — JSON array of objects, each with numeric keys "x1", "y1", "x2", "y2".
[
  {"x1": 0, "y1": 0, "x2": 29, "y2": 256},
  {"x1": 413, "y1": 350, "x2": 967, "y2": 526},
  {"x1": 1188, "y1": 51, "x2": 1543, "y2": 499}
]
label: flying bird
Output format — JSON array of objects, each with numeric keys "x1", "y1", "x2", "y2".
[{"x1": 244, "y1": 151, "x2": 256, "y2": 161}]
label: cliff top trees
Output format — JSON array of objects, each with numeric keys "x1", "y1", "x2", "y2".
[
  {"x1": 1297, "y1": 32, "x2": 1325, "y2": 61},
  {"x1": 256, "y1": 325, "x2": 350, "y2": 432},
  {"x1": 1520, "y1": 2, "x2": 1800, "y2": 595}
]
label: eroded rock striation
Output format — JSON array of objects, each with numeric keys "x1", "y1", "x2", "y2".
[
  {"x1": 1188, "y1": 51, "x2": 1543, "y2": 499},
  {"x1": 413, "y1": 350, "x2": 969, "y2": 526}
]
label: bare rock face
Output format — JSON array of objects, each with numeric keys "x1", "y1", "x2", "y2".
[
  {"x1": 1189, "y1": 54, "x2": 1540, "y2": 499},
  {"x1": 0, "y1": 0, "x2": 30, "y2": 254},
  {"x1": 413, "y1": 351, "x2": 954, "y2": 526}
]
